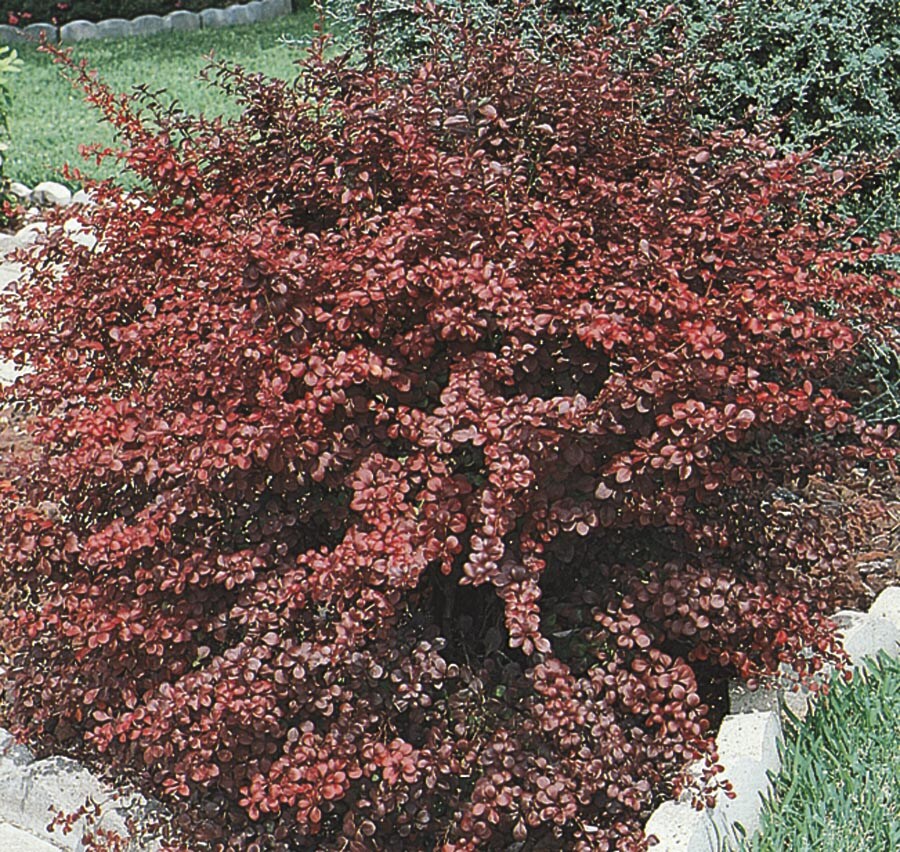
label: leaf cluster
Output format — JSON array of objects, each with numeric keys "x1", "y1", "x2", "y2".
[
  {"x1": 324, "y1": 0, "x2": 900, "y2": 233},
  {"x1": 0, "y1": 13, "x2": 898, "y2": 850}
]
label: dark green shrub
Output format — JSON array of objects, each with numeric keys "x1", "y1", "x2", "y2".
[{"x1": 698, "y1": 0, "x2": 900, "y2": 235}]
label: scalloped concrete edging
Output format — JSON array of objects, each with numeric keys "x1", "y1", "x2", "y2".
[
  {"x1": 0, "y1": 0, "x2": 291, "y2": 46},
  {"x1": 644, "y1": 584, "x2": 900, "y2": 852},
  {"x1": 8, "y1": 179, "x2": 88, "y2": 209}
]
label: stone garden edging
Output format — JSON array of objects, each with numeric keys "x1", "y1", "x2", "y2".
[
  {"x1": 0, "y1": 0, "x2": 292, "y2": 46},
  {"x1": 8, "y1": 179, "x2": 87, "y2": 209},
  {"x1": 644, "y1": 584, "x2": 900, "y2": 852}
]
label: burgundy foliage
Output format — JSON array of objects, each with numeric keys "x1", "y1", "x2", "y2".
[{"x1": 0, "y1": 17, "x2": 898, "y2": 851}]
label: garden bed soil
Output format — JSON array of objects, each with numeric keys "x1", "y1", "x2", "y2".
[{"x1": 806, "y1": 469, "x2": 900, "y2": 602}]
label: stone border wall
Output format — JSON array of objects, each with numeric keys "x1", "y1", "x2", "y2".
[
  {"x1": 644, "y1": 585, "x2": 900, "y2": 852},
  {"x1": 0, "y1": 0, "x2": 291, "y2": 45}
]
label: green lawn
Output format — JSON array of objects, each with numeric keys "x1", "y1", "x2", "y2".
[
  {"x1": 3, "y1": 8, "x2": 317, "y2": 188},
  {"x1": 746, "y1": 653, "x2": 900, "y2": 852}
]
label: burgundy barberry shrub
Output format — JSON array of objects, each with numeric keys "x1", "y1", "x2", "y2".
[{"x1": 0, "y1": 15, "x2": 897, "y2": 851}]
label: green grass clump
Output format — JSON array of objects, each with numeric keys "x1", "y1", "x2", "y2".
[
  {"x1": 747, "y1": 653, "x2": 900, "y2": 852},
  {"x1": 3, "y1": 9, "x2": 316, "y2": 187}
]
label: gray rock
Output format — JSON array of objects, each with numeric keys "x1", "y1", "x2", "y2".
[
  {"x1": 271, "y1": 0, "x2": 292, "y2": 14},
  {"x1": 0, "y1": 24, "x2": 27, "y2": 45},
  {"x1": 131, "y1": 15, "x2": 169, "y2": 37},
  {"x1": 833, "y1": 608, "x2": 900, "y2": 666},
  {"x1": 780, "y1": 682, "x2": 815, "y2": 720},
  {"x1": 31, "y1": 181, "x2": 72, "y2": 207},
  {"x1": 644, "y1": 800, "x2": 727, "y2": 852},
  {"x1": 71, "y1": 189, "x2": 93, "y2": 205},
  {"x1": 0, "y1": 359, "x2": 22, "y2": 386},
  {"x1": 164, "y1": 10, "x2": 200, "y2": 31},
  {"x1": 710, "y1": 756, "x2": 775, "y2": 847},
  {"x1": 223, "y1": 4, "x2": 254, "y2": 26},
  {"x1": 59, "y1": 21, "x2": 97, "y2": 44},
  {"x1": 0, "y1": 234, "x2": 22, "y2": 256},
  {"x1": 730, "y1": 666, "x2": 823, "y2": 722},
  {"x1": 728, "y1": 679, "x2": 783, "y2": 715},
  {"x1": 95, "y1": 18, "x2": 134, "y2": 40},
  {"x1": 199, "y1": 8, "x2": 229, "y2": 28},
  {"x1": 258, "y1": 0, "x2": 282, "y2": 21},
  {"x1": 59, "y1": 20, "x2": 98, "y2": 43},
  {"x1": 63, "y1": 216, "x2": 98, "y2": 249},
  {"x1": 14, "y1": 220, "x2": 47, "y2": 245},
  {"x1": 22, "y1": 22, "x2": 58, "y2": 44},
  {"x1": 0, "y1": 728, "x2": 35, "y2": 770},
  {"x1": 0, "y1": 755, "x2": 159, "y2": 851},
  {"x1": 0, "y1": 822, "x2": 60, "y2": 852},
  {"x1": 245, "y1": 1, "x2": 266, "y2": 23},
  {"x1": 869, "y1": 585, "x2": 900, "y2": 632},
  {"x1": 8, "y1": 181, "x2": 32, "y2": 202},
  {"x1": 716, "y1": 711, "x2": 782, "y2": 778},
  {"x1": 0, "y1": 258, "x2": 25, "y2": 289},
  {"x1": 646, "y1": 711, "x2": 783, "y2": 851}
]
